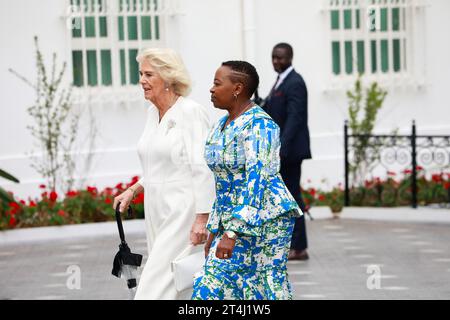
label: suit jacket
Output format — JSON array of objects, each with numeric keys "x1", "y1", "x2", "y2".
[{"x1": 262, "y1": 69, "x2": 312, "y2": 163}]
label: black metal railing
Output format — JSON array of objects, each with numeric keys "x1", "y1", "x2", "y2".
[{"x1": 344, "y1": 120, "x2": 450, "y2": 208}]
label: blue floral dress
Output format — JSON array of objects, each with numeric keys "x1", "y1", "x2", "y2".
[{"x1": 191, "y1": 105, "x2": 302, "y2": 300}]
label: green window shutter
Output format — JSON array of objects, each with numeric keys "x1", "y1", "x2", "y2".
[
  {"x1": 155, "y1": 16, "x2": 160, "y2": 40},
  {"x1": 101, "y1": 50, "x2": 112, "y2": 86},
  {"x1": 72, "y1": 18, "x2": 82, "y2": 38},
  {"x1": 381, "y1": 40, "x2": 389, "y2": 73},
  {"x1": 371, "y1": 40, "x2": 377, "y2": 73},
  {"x1": 356, "y1": 9, "x2": 361, "y2": 29},
  {"x1": 87, "y1": 50, "x2": 98, "y2": 86},
  {"x1": 393, "y1": 39, "x2": 401, "y2": 72},
  {"x1": 331, "y1": 10, "x2": 340, "y2": 30},
  {"x1": 141, "y1": 16, "x2": 152, "y2": 40},
  {"x1": 72, "y1": 50, "x2": 84, "y2": 87},
  {"x1": 344, "y1": 9, "x2": 352, "y2": 30},
  {"x1": 392, "y1": 8, "x2": 400, "y2": 31},
  {"x1": 128, "y1": 16, "x2": 138, "y2": 40},
  {"x1": 99, "y1": 16, "x2": 107, "y2": 37},
  {"x1": 129, "y1": 49, "x2": 139, "y2": 84},
  {"x1": 85, "y1": 16, "x2": 96, "y2": 37},
  {"x1": 357, "y1": 41, "x2": 365, "y2": 74},
  {"x1": 380, "y1": 8, "x2": 388, "y2": 32},
  {"x1": 369, "y1": 8, "x2": 376, "y2": 32},
  {"x1": 332, "y1": 41, "x2": 341, "y2": 75},
  {"x1": 120, "y1": 49, "x2": 126, "y2": 85},
  {"x1": 345, "y1": 41, "x2": 353, "y2": 75},
  {"x1": 97, "y1": 0, "x2": 103, "y2": 11},
  {"x1": 118, "y1": 16, "x2": 124, "y2": 41}
]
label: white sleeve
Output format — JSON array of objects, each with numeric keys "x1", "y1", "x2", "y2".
[
  {"x1": 136, "y1": 177, "x2": 144, "y2": 188},
  {"x1": 183, "y1": 103, "x2": 216, "y2": 214}
]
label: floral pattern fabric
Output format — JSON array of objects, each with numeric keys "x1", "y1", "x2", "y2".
[{"x1": 192, "y1": 105, "x2": 302, "y2": 300}]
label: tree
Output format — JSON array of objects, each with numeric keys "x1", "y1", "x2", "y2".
[
  {"x1": 347, "y1": 76, "x2": 388, "y2": 186},
  {"x1": 9, "y1": 36, "x2": 80, "y2": 192}
]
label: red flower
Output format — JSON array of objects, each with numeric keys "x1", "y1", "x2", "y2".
[
  {"x1": 403, "y1": 169, "x2": 412, "y2": 175},
  {"x1": 444, "y1": 182, "x2": 450, "y2": 190},
  {"x1": 115, "y1": 183, "x2": 124, "y2": 190},
  {"x1": 318, "y1": 194, "x2": 326, "y2": 201},
  {"x1": 131, "y1": 176, "x2": 140, "y2": 184},
  {"x1": 29, "y1": 200, "x2": 37, "y2": 207},
  {"x1": 41, "y1": 192, "x2": 48, "y2": 199},
  {"x1": 309, "y1": 188, "x2": 316, "y2": 197},
  {"x1": 8, "y1": 202, "x2": 21, "y2": 215},
  {"x1": 103, "y1": 188, "x2": 114, "y2": 196},
  {"x1": 8, "y1": 216, "x2": 17, "y2": 227},
  {"x1": 387, "y1": 171, "x2": 396, "y2": 176},
  {"x1": 49, "y1": 191, "x2": 58, "y2": 202},
  {"x1": 416, "y1": 166, "x2": 424, "y2": 171},
  {"x1": 104, "y1": 197, "x2": 112, "y2": 205},
  {"x1": 432, "y1": 174, "x2": 443, "y2": 183},
  {"x1": 132, "y1": 193, "x2": 144, "y2": 205},
  {"x1": 66, "y1": 190, "x2": 79, "y2": 198},
  {"x1": 9, "y1": 202, "x2": 21, "y2": 211},
  {"x1": 39, "y1": 184, "x2": 46, "y2": 189},
  {"x1": 87, "y1": 186, "x2": 98, "y2": 196}
]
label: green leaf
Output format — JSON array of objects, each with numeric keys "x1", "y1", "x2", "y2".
[
  {"x1": 0, "y1": 169, "x2": 20, "y2": 183},
  {"x1": 0, "y1": 186, "x2": 14, "y2": 203}
]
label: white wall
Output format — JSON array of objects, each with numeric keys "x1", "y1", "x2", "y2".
[{"x1": 1, "y1": 0, "x2": 450, "y2": 199}]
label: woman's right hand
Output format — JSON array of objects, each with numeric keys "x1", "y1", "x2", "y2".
[{"x1": 113, "y1": 189, "x2": 134, "y2": 213}]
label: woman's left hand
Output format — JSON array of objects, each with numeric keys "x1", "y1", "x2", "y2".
[
  {"x1": 190, "y1": 213, "x2": 209, "y2": 245},
  {"x1": 216, "y1": 234, "x2": 236, "y2": 259}
]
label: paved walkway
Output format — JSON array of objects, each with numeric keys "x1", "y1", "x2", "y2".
[{"x1": 1, "y1": 207, "x2": 450, "y2": 300}]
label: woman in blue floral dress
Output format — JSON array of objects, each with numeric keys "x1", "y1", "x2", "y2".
[{"x1": 191, "y1": 61, "x2": 302, "y2": 300}]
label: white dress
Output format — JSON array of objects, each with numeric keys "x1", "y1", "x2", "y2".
[{"x1": 134, "y1": 96, "x2": 215, "y2": 300}]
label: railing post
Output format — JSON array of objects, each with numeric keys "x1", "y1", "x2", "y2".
[
  {"x1": 344, "y1": 120, "x2": 350, "y2": 206},
  {"x1": 411, "y1": 120, "x2": 418, "y2": 209}
]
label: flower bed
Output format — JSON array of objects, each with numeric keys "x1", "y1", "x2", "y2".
[
  {"x1": 0, "y1": 176, "x2": 144, "y2": 230},
  {"x1": 1, "y1": 170, "x2": 449, "y2": 230},
  {"x1": 301, "y1": 169, "x2": 450, "y2": 212}
]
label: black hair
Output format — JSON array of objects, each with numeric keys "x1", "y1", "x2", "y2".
[
  {"x1": 221, "y1": 60, "x2": 260, "y2": 98},
  {"x1": 274, "y1": 42, "x2": 294, "y2": 59}
]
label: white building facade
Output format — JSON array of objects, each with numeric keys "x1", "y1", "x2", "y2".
[{"x1": 1, "y1": 0, "x2": 449, "y2": 198}]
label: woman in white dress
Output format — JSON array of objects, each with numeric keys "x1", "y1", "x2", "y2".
[{"x1": 113, "y1": 48, "x2": 215, "y2": 299}]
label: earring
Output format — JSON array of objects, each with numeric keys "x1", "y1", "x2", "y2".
[{"x1": 233, "y1": 93, "x2": 238, "y2": 100}]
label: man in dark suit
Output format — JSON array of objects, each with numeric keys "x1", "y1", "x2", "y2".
[{"x1": 262, "y1": 43, "x2": 312, "y2": 260}]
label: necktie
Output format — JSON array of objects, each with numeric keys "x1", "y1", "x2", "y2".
[{"x1": 268, "y1": 74, "x2": 280, "y2": 100}]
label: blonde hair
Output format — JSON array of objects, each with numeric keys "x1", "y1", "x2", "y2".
[{"x1": 136, "y1": 48, "x2": 192, "y2": 97}]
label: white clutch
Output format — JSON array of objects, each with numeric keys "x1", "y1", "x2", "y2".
[{"x1": 171, "y1": 244, "x2": 205, "y2": 292}]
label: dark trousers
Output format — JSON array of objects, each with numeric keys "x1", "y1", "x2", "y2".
[{"x1": 280, "y1": 160, "x2": 308, "y2": 251}]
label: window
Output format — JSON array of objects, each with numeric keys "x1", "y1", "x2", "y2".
[
  {"x1": 69, "y1": 0, "x2": 164, "y2": 88},
  {"x1": 328, "y1": 0, "x2": 411, "y2": 78}
]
